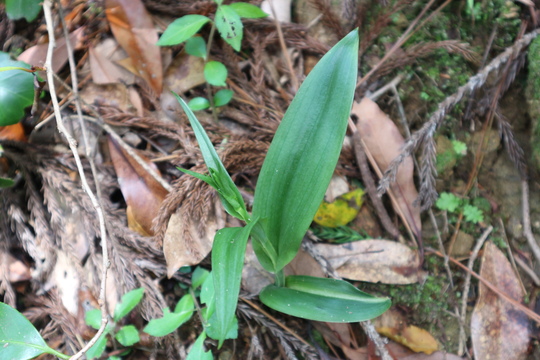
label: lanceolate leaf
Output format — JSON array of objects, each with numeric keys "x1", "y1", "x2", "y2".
[
  {"x1": 173, "y1": 92, "x2": 249, "y2": 221},
  {"x1": 157, "y1": 15, "x2": 211, "y2": 46},
  {"x1": 212, "y1": 219, "x2": 259, "y2": 347},
  {"x1": 113, "y1": 288, "x2": 144, "y2": 322},
  {"x1": 259, "y1": 276, "x2": 390, "y2": 322},
  {"x1": 229, "y1": 3, "x2": 268, "y2": 18},
  {"x1": 215, "y1": 5, "x2": 243, "y2": 51},
  {"x1": 251, "y1": 30, "x2": 359, "y2": 272}
]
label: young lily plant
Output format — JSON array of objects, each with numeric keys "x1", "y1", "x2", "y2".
[{"x1": 175, "y1": 29, "x2": 390, "y2": 347}]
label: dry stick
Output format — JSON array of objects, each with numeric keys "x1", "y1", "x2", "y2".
[
  {"x1": 350, "y1": 122, "x2": 400, "y2": 240},
  {"x1": 379, "y1": 28, "x2": 540, "y2": 204},
  {"x1": 427, "y1": 247, "x2": 540, "y2": 324},
  {"x1": 42, "y1": 2, "x2": 109, "y2": 359},
  {"x1": 356, "y1": 0, "x2": 438, "y2": 89},
  {"x1": 268, "y1": 0, "x2": 299, "y2": 92},
  {"x1": 522, "y1": 180, "x2": 540, "y2": 263},
  {"x1": 457, "y1": 226, "x2": 493, "y2": 356},
  {"x1": 498, "y1": 217, "x2": 527, "y2": 293},
  {"x1": 360, "y1": 321, "x2": 392, "y2": 360},
  {"x1": 514, "y1": 256, "x2": 540, "y2": 287}
]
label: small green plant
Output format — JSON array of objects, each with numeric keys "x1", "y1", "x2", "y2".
[
  {"x1": 311, "y1": 225, "x2": 369, "y2": 243},
  {"x1": 157, "y1": 0, "x2": 267, "y2": 112},
  {"x1": 436, "y1": 192, "x2": 485, "y2": 224},
  {"x1": 175, "y1": 29, "x2": 390, "y2": 348}
]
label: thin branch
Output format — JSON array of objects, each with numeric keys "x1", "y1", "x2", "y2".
[
  {"x1": 43, "y1": 2, "x2": 109, "y2": 359},
  {"x1": 522, "y1": 180, "x2": 540, "y2": 263}
]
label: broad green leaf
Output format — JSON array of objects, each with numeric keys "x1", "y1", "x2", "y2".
[
  {"x1": 6, "y1": 0, "x2": 42, "y2": 22},
  {"x1": 206, "y1": 313, "x2": 237, "y2": 341},
  {"x1": 185, "y1": 36, "x2": 207, "y2": 59},
  {"x1": 0, "y1": 302, "x2": 65, "y2": 360},
  {"x1": 0, "y1": 177, "x2": 15, "y2": 188},
  {"x1": 229, "y1": 3, "x2": 268, "y2": 18},
  {"x1": 215, "y1": 5, "x2": 243, "y2": 51},
  {"x1": 114, "y1": 288, "x2": 144, "y2": 322},
  {"x1": 204, "y1": 61, "x2": 228, "y2": 87},
  {"x1": 186, "y1": 332, "x2": 213, "y2": 360},
  {"x1": 259, "y1": 276, "x2": 390, "y2": 322},
  {"x1": 251, "y1": 30, "x2": 359, "y2": 272},
  {"x1": 85, "y1": 308, "x2": 102, "y2": 330},
  {"x1": 86, "y1": 332, "x2": 108, "y2": 360},
  {"x1": 143, "y1": 295, "x2": 194, "y2": 337},
  {"x1": 115, "y1": 325, "x2": 140, "y2": 347},
  {"x1": 212, "y1": 219, "x2": 259, "y2": 347},
  {"x1": 173, "y1": 92, "x2": 249, "y2": 221},
  {"x1": 0, "y1": 53, "x2": 34, "y2": 126},
  {"x1": 188, "y1": 97, "x2": 210, "y2": 111},
  {"x1": 157, "y1": 15, "x2": 211, "y2": 46},
  {"x1": 213, "y1": 0, "x2": 224, "y2": 4},
  {"x1": 213, "y1": 89, "x2": 233, "y2": 107},
  {"x1": 192, "y1": 267, "x2": 210, "y2": 289}
]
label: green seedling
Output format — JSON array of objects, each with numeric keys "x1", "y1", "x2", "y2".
[
  {"x1": 175, "y1": 29, "x2": 390, "y2": 348},
  {"x1": 436, "y1": 192, "x2": 485, "y2": 224},
  {"x1": 157, "y1": 0, "x2": 267, "y2": 112}
]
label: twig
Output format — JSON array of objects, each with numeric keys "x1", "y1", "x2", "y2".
[
  {"x1": 360, "y1": 320, "x2": 392, "y2": 360},
  {"x1": 514, "y1": 255, "x2": 540, "y2": 287},
  {"x1": 427, "y1": 247, "x2": 540, "y2": 324},
  {"x1": 522, "y1": 180, "x2": 540, "y2": 263},
  {"x1": 498, "y1": 217, "x2": 527, "y2": 293},
  {"x1": 43, "y1": 1, "x2": 109, "y2": 359},
  {"x1": 268, "y1": 0, "x2": 299, "y2": 92},
  {"x1": 458, "y1": 226, "x2": 492, "y2": 356}
]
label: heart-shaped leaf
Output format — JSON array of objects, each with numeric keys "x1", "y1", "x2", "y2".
[
  {"x1": 259, "y1": 276, "x2": 390, "y2": 322},
  {"x1": 251, "y1": 29, "x2": 359, "y2": 273}
]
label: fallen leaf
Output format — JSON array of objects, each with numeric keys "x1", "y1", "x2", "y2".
[
  {"x1": 353, "y1": 98, "x2": 421, "y2": 240},
  {"x1": 163, "y1": 200, "x2": 225, "y2": 278},
  {"x1": 108, "y1": 137, "x2": 168, "y2": 236},
  {"x1": 471, "y1": 241, "x2": 530, "y2": 360},
  {"x1": 378, "y1": 325, "x2": 438, "y2": 354},
  {"x1": 0, "y1": 123, "x2": 27, "y2": 142},
  {"x1": 313, "y1": 240, "x2": 424, "y2": 284},
  {"x1": 163, "y1": 51, "x2": 206, "y2": 95},
  {"x1": 48, "y1": 251, "x2": 80, "y2": 315},
  {"x1": 18, "y1": 27, "x2": 85, "y2": 73},
  {"x1": 79, "y1": 82, "x2": 133, "y2": 113},
  {"x1": 313, "y1": 188, "x2": 364, "y2": 227},
  {"x1": 0, "y1": 252, "x2": 31, "y2": 283},
  {"x1": 105, "y1": 0, "x2": 162, "y2": 94},
  {"x1": 88, "y1": 39, "x2": 135, "y2": 85}
]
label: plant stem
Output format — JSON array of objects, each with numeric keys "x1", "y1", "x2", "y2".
[
  {"x1": 206, "y1": 21, "x2": 218, "y2": 122},
  {"x1": 275, "y1": 270, "x2": 285, "y2": 287}
]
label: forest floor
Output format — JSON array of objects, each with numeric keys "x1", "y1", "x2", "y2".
[{"x1": 1, "y1": 0, "x2": 539, "y2": 359}]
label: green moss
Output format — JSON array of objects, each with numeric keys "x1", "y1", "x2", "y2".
[{"x1": 526, "y1": 36, "x2": 540, "y2": 169}]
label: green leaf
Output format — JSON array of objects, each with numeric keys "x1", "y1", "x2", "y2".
[
  {"x1": 157, "y1": 15, "x2": 211, "y2": 46},
  {"x1": 451, "y1": 140, "x2": 467, "y2": 156},
  {"x1": 251, "y1": 30, "x2": 359, "y2": 273},
  {"x1": 185, "y1": 36, "x2": 207, "y2": 59},
  {"x1": 463, "y1": 204, "x2": 484, "y2": 223},
  {"x1": 143, "y1": 295, "x2": 194, "y2": 337},
  {"x1": 85, "y1": 308, "x2": 102, "y2": 330},
  {"x1": 173, "y1": 92, "x2": 249, "y2": 221},
  {"x1": 206, "y1": 313, "x2": 237, "y2": 341},
  {"x1": 212, "y1": 219, "x2": 259, "y2": 347},
  {"x1": 213, "y1": 89, "x2": 233, "y2": 107},
  {"x1": 215, "y1": 5, "x2": 243, "y2": 51},
  {"x1": 6, "y1": 0, "x2": 42, "y2": 22},
  {"x1": 86, "y1": 332, "x2": 108, "y2": 360},
  {"x1": 0, "y1": 302, "x2": 64, "y2": 360},
  {"x1": 259, "y1": 276, "x2": 391, "y2": 322},
  {"x1": 0, "y1": 53, "x2": 34, "y2": 126},
  {"x1": 436, "y1": 192, "x2": 461, "y2": 213},
  {"x1": 188, "y1": 97, "x2": 210, "y2": 111},
  {"x1": 229, "y1": 3, "x2": 268, "y2": 18},
  {"x1": 192, "y1": 267, "x2": 210, "y2": 289},
  {"x1": 185, "y1": 332, "x2": 213, "y2": 360},
  {"x1": 0, "y1": 177, "x2": 15, "y2": 188},
  {"x1": 114, "y1": 288, "x2": 144, "y2": 322},
  {"x1": 204, "y1": 61, "x2": 228, "y2": 87},
  {"x1": 115, "y1": 325, "x2": 140, "y2": 347}
]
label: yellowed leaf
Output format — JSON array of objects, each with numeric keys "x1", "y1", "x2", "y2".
[
  {"x1": 313, "y1": 188, "x2": 364, "y2": 227},
  {"x1": 378, "y1": 325, "x2": 438, "y2": 355}
]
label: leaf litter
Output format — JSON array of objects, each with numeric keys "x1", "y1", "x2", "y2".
[{"x1": 1, "y1": 0, "x2": 539, "y2": 359}]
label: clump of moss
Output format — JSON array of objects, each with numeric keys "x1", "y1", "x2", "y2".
[{"x1": 526, "y1": 36, "x2": 540, "y2": 169}]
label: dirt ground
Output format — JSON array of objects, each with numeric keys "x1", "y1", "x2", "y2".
[{"x1": 1, "y1": 0, "x2": 539, "y2": 359}]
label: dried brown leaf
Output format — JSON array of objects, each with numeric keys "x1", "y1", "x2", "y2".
[
  {"x1": 471, "y1": 242, "x2": 530, "y2": 360},
  {"x1": 18, "y1": 27, "x2": 85, "y2": 73},
  {"x1": 88, "y1": 39, "x2": 135, "y2": 85},
  {"x1": 105, "y1": 0, "x2": 162, "y2": 93},
  {"x1": 313, "y1": 240, "x2": 424, "y2": 284},
  {"x1": 353, "y1": 98, "x2": 421, "y2": 239},
  {"x1": 163, "y1": 52, "x2": 206, "y2": 95},
  {"x1": 108, "y1": 137, "x2": 168, "y2": 236}
]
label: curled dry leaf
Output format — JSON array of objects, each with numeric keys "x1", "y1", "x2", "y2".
[
  {"x1": 0, "y1": 123, "x2": 27, "y2": 142},
  {"x1": 108, "y1": 137, "x2": 168, "y2": 236},
  {"x1": 105, "y1": 0, "x2": 162, "y2": 94},
  {"x1": 352, "y1": 98, "x2": 421, "y2": 240},
  {"x1": 313, "y1": 240, "x2": 424, "y2": 284},
  {"x1": 471, "y1": 241, "x2": 530, "y2": 360},
  {"x1": 18, "y1": 27, "x2": 85, "y2": 73},
  {"x1": 163, "y1": 199, "x2": 225, "y2": 278},
  {"x1": 88, "y1": 38, "x2": 135, "y2": 85}
]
